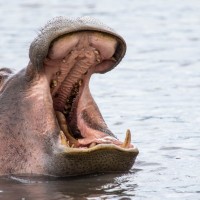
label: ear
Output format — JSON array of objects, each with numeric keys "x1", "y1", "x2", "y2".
[{"x1": 0, "y1": 68, "x2": 13, "y2": 89}]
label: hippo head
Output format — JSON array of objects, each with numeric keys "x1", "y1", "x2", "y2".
[{"x1": 0, "y1": 17, "x2": 138, "y2": 177}]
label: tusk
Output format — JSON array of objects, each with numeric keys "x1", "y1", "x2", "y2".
[
  {"x1": 59, "y1": 131, "x2": 70, "y2": 147},
  {"x1": 56, "y1": 111, "x2": 79, "y2": 147},
  {"x1": 121, "y1": 129, "x2": 131, "y2": 148}
]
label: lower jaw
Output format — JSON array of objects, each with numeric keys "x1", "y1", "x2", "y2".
[
  {"x1": 55, "y1": 111, "x2": 133, "y2": 150},
  {"x1": 50, "y1": 144, "x2": 139, "y2": 177}
]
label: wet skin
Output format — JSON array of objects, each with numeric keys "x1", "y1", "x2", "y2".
[{"x1": 0, "y1": 17, "x2": 139, "y2": 176}]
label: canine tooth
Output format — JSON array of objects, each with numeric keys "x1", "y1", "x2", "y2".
[
  {"x1": 59, "y1": 131, "x2": 69, "y2": 147},
  {"x1": 56, "y1": 111, "x2": 78, "y2": 147},
  {"x1": 122, "y1": 129, "x2": 131, "y2": 148},
  {"x1": 89, "y1": 142, "x2": 96, "y2": 148}
]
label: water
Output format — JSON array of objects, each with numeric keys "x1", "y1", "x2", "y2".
[{"x1": 0, "y1": 0, "x2": 200, "y2": 199}]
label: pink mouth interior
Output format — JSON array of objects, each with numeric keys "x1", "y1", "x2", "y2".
[{"x1": 44, "y1": 31, "x2": 132, "y2": 148}]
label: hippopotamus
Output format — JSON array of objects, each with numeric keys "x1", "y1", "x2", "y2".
[{"x1": 0, "y1": 16, "x2": 139, "y2": 177}]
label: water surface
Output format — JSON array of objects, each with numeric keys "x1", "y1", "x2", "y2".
[{"x1": 0, "y1": 0, "x2": 200, "y2": 199}]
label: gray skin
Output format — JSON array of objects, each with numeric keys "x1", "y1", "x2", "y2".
[{"x1": 0, "y1": 17, "x2": 138, "y2": 177}]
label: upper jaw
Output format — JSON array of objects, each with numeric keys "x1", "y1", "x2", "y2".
[{"x1": 29, "y1": 16, "x2": 126, "y2": 72}]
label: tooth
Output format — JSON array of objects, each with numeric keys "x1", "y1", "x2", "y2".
[
  {"x1": 89, "y1": 142, "x2": 96, "y2": 148},
  {"x1": 96, "y1": 58, "x2": 101, "y2": 63},
  {"x1": 56, "y1": 111, "x2": 78, "y2": 147},
  {"x1": 50, "y1": 80, "x2": 57, "y2": 88},
  {"x1": 62, "y1": 59, "x2": 66, "y2": 63},
  {"x1": 78, "y1": 79, "x2": 83, "y2": 86},
  {"x1": 111, "y1": 57, "x2": 117, "y2": 62},
  {"x1": 59, "y1": 131, "x2": 69, "y2": 147},
  {"x1": 94, "y1": 50, "x2": 99, "y2": 55},
  {"x1": 122, "y1": 129, "x2": 131, "y2": 148},
  {"x1": 56, "y1": 71, "x2": 61, "y2": 76},
  {"x1": 84, "y1": 70, "x2": 88, "y2": 75}
]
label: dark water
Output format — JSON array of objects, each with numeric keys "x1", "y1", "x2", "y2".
[{"x1": 0, "y1": 0, "x2": 200, "y2": 199}]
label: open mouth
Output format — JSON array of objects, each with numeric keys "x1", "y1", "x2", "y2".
[{"x1": 43, "y1": 31, "x2": 133, "y2": 150}]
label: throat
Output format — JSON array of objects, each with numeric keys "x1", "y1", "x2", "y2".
[
  {"x1": 53, "y1": 77, "x2": 86, "y2": 141},
  {"x1": 53, "y1": 74, "x2": 117, "y2": 148}
]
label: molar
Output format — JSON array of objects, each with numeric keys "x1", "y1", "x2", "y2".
[
  {"x1": 94, "y1": 50, "x2": 99, "y2": 55},
  {"x1": 96, "y1": 58, "x2": 101, "y2": 63},
  {"x1": 78, "y1": 79, "x2": 83, "y2": 86},
  {"x1": 50, "y1": 80, "x2": 57, "y2": 88}
]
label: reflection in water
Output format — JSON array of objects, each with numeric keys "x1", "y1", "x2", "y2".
[{"x1": 0, "y1": 171, "x2": 139, "y2": 200}]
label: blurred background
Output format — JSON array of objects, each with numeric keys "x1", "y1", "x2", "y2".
[{"x1": 0, "y1": 0, "x2": 200, "y2": 199}]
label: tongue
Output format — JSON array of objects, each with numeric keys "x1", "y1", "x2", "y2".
[
  {"x1": 77, "y1": 115, "x2": 123, "y2": 146},
  {"x1": 78, "y1": 135, "x2": 123, "y2": 146},
  {"x1": 75, "y1": 72, "x2": 121, "y2": 146},
  {"x1": 77, "y1": 120, "x2": 134, "y2": 148}
]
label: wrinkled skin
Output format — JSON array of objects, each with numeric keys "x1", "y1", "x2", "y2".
[{"x1": 0, "y1": 17, "x2": 138, "y2": 177}]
